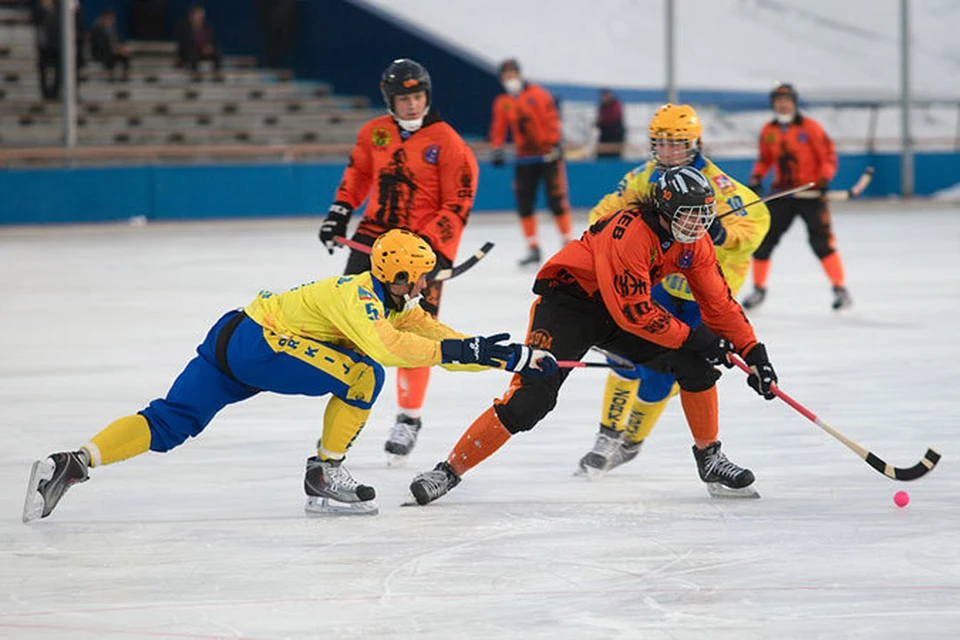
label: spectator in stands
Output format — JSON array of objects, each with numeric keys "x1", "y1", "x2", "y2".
[
  {"x1": 91, "y1": 8, "x2": 131, "y2": 82},
  {"x1": 256, "y1": 0, "x2": 298, "y2": 70},
  {"x1": 595, "y1": 88, "x2": 625, "y2": 159},
  {"x1": 176, "y1": 4, "x2": 222, "y2": 81},
  {"x1": 32, "y1": 0, "x2": 86, "y2": 100}
]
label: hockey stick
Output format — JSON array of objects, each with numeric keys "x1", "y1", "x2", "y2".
[
  {"x1": 334, "y1": 236, "x2": 495, "y2": 282},
  {"x1": 716, "y1": 182, "x2": 817, "y2": 220},
  {"x1": 730, "y1": 355, "x2": 941, "y2": 481},
  {"x1": 557, "y1": 360, "x2": 633, "y2": 370},
  {"x1": 793, "y1": 167, "x2": 874, "y2": 201}
]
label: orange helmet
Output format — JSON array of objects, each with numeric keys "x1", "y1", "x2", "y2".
[
  {"x1": 648, "y1": 103, "x2": 703, "y2": 168},
  {"x1": 371, "y1": 229, "x2": 437, "y2": 285}
]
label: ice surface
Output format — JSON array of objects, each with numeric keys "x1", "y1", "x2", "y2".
[{"x1": 2, "y1": 203, "x2": 959, "y2": 639}]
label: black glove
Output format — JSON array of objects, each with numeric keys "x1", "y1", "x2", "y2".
[
  {"x1": 490, "y1": 148, "x2": 505, "y2": 168},
  {"x1": 707, "y1": 217, "x2": 727, "y2": 246},
  {"x1": 440, "y1": 333, "x2": 558, "y2": 378},
  {"x1": 747, "y1": 177, "x2": 763, "y2": 196},
  {"x1": 683, "y1": 325, "x2": 735, "y2": 368},
  {"x1": 318, "y1": 201, "x2": 352, "y2": 255},
  {"x1": 744, "y1": 343, "x2": 778, "y2": 400}
]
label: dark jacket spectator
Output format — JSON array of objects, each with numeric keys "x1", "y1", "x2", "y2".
[
  {"x1": 176, "y1": 4, "x2": 222, "y2": 79},
  {"x1": 91, "y1": 8, "x2": 130, "y2": 80},
  {"x1": 33, "y1": 0, "x2": 85, "y2": 99},
  {"x1": 595, "y1": 88, "x2": 626, "y2": 159}
]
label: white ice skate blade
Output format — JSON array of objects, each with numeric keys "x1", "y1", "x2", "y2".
[
  {"x1": 386, "y1": 453, "x2": 409, "y2": 468},
  {"x1": 304, "y1": 496, "x2": 379, "y2": 516},
  {"x1": 573, "y1": 465, "x2": 605, "y2": 480},
  {"x1": 22, "y1": 458, "x2": 55, "y2": 523},
  {"x1": 706, "y1": 482, "x2": 761, "y2": 499}
]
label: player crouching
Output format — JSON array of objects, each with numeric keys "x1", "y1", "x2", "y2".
[{"x1": 23, "y1": 230, "x2": 557, "y2": 522}]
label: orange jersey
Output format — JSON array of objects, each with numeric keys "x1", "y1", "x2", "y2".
[
  {"x1": 751, "y1": 115, "x2": 838, "y2": 190},
  {"x1": 534, "y1": 207, "x2": 758, "y2": 354},
  {"x1": 334, "y1": 112, "x2": 479, "y2": 262},
  {"x1": 490, "y1": 84, "x2": 562, "y2": 157}
]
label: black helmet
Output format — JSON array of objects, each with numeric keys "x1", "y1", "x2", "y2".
[
  {"x1": 654, "y1": 166, "x2": 716, "y2": 243},
  {"x1": 769, "y1": 82, "x2": 798, "y2": 106},
  {"x1": 380, "y1": 58, "x2": 432, "y2": 114},
  {"x1": 498, "y1": 58, "x2": 521, "y2": 76}
]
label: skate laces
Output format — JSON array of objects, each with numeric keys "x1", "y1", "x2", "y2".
[
  {"x1": 704, "y1": 449, "x2": 743, "y2": 480},
  {"x1": 324, "y1": 462, "x2": 361, "y2": 492},
  {"x1": 591, "y1": 430, "x2": 623, "y2": 459},
  {"x1": 388, "y1": 420, "x2": 418, "y2": 448},
  {"x1": 417, "y1": 465, "x2": 455, "y2": 497}
]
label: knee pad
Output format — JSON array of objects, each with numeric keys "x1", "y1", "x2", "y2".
[
  {"x1": 637, "y1": 367, "x2": 677, "y2": 402},
  {"x1": 664, "y1": 351, "x2": 720, "y2": 393},
  {"x1": 810, "y1": 236, "x2": 834, "y2": 259},
  {"x1": 494, "y1": 378, "x2": 560, "y2": 433},
  {"x1": 342, "y1": 359, "x2": 385, "y2": 410},
  {"x1": 611, "y1": 361, "x2": 643, "y2": 381}
]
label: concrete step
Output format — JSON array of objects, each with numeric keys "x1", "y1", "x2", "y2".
[
  {"x1": 2, "y1": 110, "x2": 373, "y2": 130},
  {"x1": 0, "y1": 126, "x2": 359, "y2": 146}
]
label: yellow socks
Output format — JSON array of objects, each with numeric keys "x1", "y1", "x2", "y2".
[
  {"x1": 318, "y1": 398, "x2": 370, "y2": 460},
  {"x1": 599, "y1": 372, "x2": 640, "y2": 432},
  {"x1": 83, "y1": 414, "x2": 152, "y2": 467},
  {"x1": 624, "y1": 383, "x2": 679, "y2": 444}
]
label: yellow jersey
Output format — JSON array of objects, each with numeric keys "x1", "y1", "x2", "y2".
[
  {"x1": 588, "y1": 155, "x2": 770, "y2": 300},
  {"x1": 244, "y1": 272, "x2": 472, "y2": 370}
]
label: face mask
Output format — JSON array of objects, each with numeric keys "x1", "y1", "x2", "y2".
[
  {"x1": 503, "y1": 78, "x2": 523, "y2": 96},
  {"x1": 775, "y1": 112, "x2": 794, "y2": 124},
  {"x1": 401, "y1": 293, "x2": 422, "y2": 312}
]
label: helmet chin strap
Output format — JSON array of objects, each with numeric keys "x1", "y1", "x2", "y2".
[
  {"x1": 393, "y1": 106, "x2": 430, "y2": 132},
  {"x1": 402, "y1": 293, "x2": 423, "y2": 312},
  {"x1": 775, "y1": 112, "x2": 795, "y2": 124}
]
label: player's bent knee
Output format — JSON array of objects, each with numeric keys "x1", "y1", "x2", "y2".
[
  {"x1": 637, "y1": 369, "x2": 676, "y2": 402},
  {"x1": 341, "y1": 360, "x2": 385, "y2": 411},
  {"x1": 668, "y1": 353, "x2": 721, "y2": 393},
  {"x1": 141, "y1": 408, "x2": 202, "y2": 452},
  {"x1": 494, "y1": 381, "x2": 559, "y2": 434}
]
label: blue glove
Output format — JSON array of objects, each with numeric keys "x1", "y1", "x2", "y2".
[
  {"x1": 707, "y1": 217, "x2": 727, "y2": 246},
  {"x1": 441, "y1": 333, "x2": 559, "y2": 378}
]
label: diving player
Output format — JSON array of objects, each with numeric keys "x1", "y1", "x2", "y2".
[
  {"x1": 24, "y1": 230, "x2": 557, "y2": 522},
  {"x1": 577, "y1": 104, "x2": 771, "y2": 478},
  {"x1": 318, "y1": 58, "x2": 480, "y2": 464}
]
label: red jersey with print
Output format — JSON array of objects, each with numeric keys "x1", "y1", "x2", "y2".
[
  {"x1": 534, "y1": 207, "x2": 758, "y2": 354},
  {"x1": 751, "y1": 115, "x2": 838, "y2": 190},
  {"x1": 490, "y1": 83, "x2": 562, "y2": 158},
  {"x1": 335, "y1": 112, "x2": 479, "y2": 262}
]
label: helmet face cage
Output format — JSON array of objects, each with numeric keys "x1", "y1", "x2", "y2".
[
  {"x1": 380, "y1": 59, "x2": 432, "y2": 116},
  {"x1": 656, "y1": 166, "x2": 716, "y2": 243},
  {"x1": 648, "y1": 104, "x2": 703, "y2": 168},
  {"x1": 371, "y1": 229, "x2": 437, "y2": 285}
]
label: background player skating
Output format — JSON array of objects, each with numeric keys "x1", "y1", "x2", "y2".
[
  {"x1": 577, "y1": 104, "x2": 770, "y2": 477},
  {"x1": 317, "y1": 58, "x2": 480, "y2": 464},
  {"x1": 408, "y1": 167, "x2": 780, "y2": 506},
  {"x1": 23, "y1": 230, "x2": 557, "y2": 522},
  {"x1": 743, "y1": 82, "x2": 852, "y2": 311},
  {"x1": 489, "y1": 59, "x2": 574, "y2": 267}
]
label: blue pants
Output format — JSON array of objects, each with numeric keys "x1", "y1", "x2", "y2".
[
  {"x1": 613, "y1": 284, "x2": 703, "y2": 402},
  {"x1": 142, "y1": 311, "x2": 385, "y2": 452}
]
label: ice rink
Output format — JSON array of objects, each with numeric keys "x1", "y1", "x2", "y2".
[{"x1": 2, "y1": 203, "x2": 959, "y2": 639}]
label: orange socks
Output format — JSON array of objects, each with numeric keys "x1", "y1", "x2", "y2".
[
  {"x1": 680, "y1": 387, "x2": 719, "y2": 448},
  {"x1": 447, "y1": 406, "x2": 512, "y2": 476},
  {"x1": 397, "y1": 367, "x2": 431, "y2": 413},
  {"x1": 752, "y1": 258, "x2": 771, "y2": 289},
  {"x1": 820, "y1": 252, "x2": 846, "y2": 288},
  {"x1": 520, "y1": 216, "x2": 539, "y2": 247},
  {"x1": 555, "y1": 212, "x2": 574, "y2": 243}
]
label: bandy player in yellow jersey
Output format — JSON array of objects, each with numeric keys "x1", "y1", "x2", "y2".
[
  {"x1": 576, "y1": 104, "x2": 771, "y2": 485},
  {"x1": 24, "y1": 230, "x2": 557, "y2": 521}
]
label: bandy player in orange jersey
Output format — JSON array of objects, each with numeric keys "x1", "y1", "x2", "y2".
[{"x1": 318, "y1": 58, "x2": 480, "y2": 464}]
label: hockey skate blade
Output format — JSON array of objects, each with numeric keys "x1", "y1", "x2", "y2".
[
  {"x1": 22, "y1": 458, "x2": 55, "y2": 523},
  {"x1": 573, "y1": 465, "x2": 606, "y2": 480},
  {"x1": 304, "y1": 496, "x2": 379, "y2": 516},
  {"x1": 386, "y1": 453, "x2": 409, "y2": 469},
  {"x1": 706, "y1": 482, "x2": 761, "y2": 499}
]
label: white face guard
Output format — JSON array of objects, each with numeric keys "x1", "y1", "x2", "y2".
[
  {"x1": 502, "y1": 78, "x2": 523, "y2": 96},
  {"x1": 670, "y1": 202, "x2": 716, "y2": 243},
  {"x1": 394, "y1": 106, "x2": 430, "y2": 132},
  {"x1": 651, "y1": 137, "x2": 698, "y2": 168}
]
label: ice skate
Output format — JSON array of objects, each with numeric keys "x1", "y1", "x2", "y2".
[
  {"x1": 23, "y1": 450, "x2": 90, "y2": 523},
  {"x1": 408, "y1": 461, "x2": 461, "y2": 505},
  {"x1": 384, "y1": 413, "x2": 421, "y2": 467},
  {"x1": 575, "y1": 426, "x2": 624, "y2": 477},
  {"x1": 741, "y1": 286, "x2": 766, "y2": 311},
  {"x1": 303, "y1": 456, "x2": 379, "y2": 515},
  {"x1": 831, "y1": 286, "x2": 853, "y2": 311},
  {"x1": 692, "y1": 441, "x2": 759, "y2": 499},
  {"x1": 517, "y1": 245, "x2": 541, "y2": 267}
]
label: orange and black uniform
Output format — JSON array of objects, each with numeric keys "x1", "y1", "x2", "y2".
[
  {"x1": 335, "y1": 111, "x2": 479, "y2": 315},
  {"x1": 490, "y1": 204, "x2": 759, "y2": 435},
  {"x1": 490, "y1": 83, "x2": 571, "y2": 228},
  {"x1": 750, "y1": 113, "x2": 839, "y2": 262}
]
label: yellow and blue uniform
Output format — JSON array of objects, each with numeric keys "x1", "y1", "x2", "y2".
[
  {"x1": 85, "y1": 271, "x2": 476, "y2": 467},
  {"x1": 589, "y1": 154, "x2": 769, "y2": 439}
]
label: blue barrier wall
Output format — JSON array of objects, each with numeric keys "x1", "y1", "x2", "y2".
[{"x1": 0, "y1": 152, "x2": 955, "y2": 226}]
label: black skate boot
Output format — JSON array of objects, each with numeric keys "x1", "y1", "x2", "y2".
[
  {"x1": 304, "y1": 456, "x2": 378, "y2": 515},
  {"x1": 576, "y1": 426, "x2": 624, "y2": 477},
  {"x1": 741, "y1": 286, "x2": 766, "y2": 310},
  {"x1": 518, "y1": 245, "x2": 541, "y2": 267},
  {"x1": 409, "y1": 461, "x2": 461, "y2": 505},
  {"x1": 23, "y1": 450, "x2": 90, "y2": 523},
  {"x1": 384, "y1": 413, "x2": 422, "y2": 466},
  {"x1": 692, "y1": 441, "x2": 759, "y2": 499},
  {"x1": 831, "y1": 286, "x2": 853, "y2": 311}
]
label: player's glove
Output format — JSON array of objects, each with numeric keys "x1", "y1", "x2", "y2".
[
  {"x1": 440, "y1": 333, "x2": 558, "y2": 378},
  {"x1": 490, "y1": 148, "x2": 505, "y2": 168},
  {"x1": 744, "y1": 342, "x2": 778, "y2": 400},
  {"x1": 504, "y1": 345, "x2": 559, "y2": 379},
  {"x1": 707, "y1": 217, "x2": 727, "y2": 246},
  {"x1": 747, "y1": 177, "x2": 763, "y2": 196},
  {"x1": 683, "y1": 325, "x2": 735, "y2": 368},
  {"x1": 318, "y1": 201, "x2": 352, "y2": 254}
]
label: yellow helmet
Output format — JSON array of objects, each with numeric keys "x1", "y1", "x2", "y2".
[
  {"x1": 648, "y1": 103, "x2": 702, "y2": 167},
  {"x1": 371, "y1": 229, "x2": 437, "y2": 285}
]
